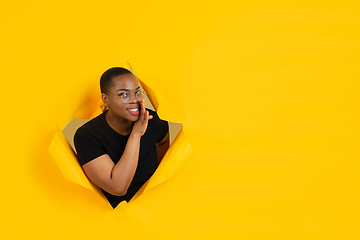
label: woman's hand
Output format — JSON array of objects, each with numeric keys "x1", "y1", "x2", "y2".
[{"x1": 131, "y1": 99, "x2": 153, "y2": 137}]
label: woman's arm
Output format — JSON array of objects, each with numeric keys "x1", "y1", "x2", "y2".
[
  {"x1": 81, "y1": 100, "x2": 152, "y2": 196},
  {"x1": 156, "y1": 132, "x2": 169, "y2": 165}
]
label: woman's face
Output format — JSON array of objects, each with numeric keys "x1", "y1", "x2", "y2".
[{"x1": 103, "y1": 73, "x2": 141, "y2": 122}]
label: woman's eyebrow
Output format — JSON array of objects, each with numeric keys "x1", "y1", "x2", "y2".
[{"x1": 116, "y1": 86, "x2": 140, "y2": 92}]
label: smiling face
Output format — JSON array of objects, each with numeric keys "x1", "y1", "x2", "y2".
[{"x1": 102, "y1": 73, "x2": 141, "y2": 122}]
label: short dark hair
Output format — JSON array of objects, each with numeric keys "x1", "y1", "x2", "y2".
[{"x1": 100, "y1": 67, "x2": 132, "y2": 93}]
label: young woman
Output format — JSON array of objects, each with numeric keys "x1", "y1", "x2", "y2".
[{"x1": 74, "y1": 67, "x2": 169, "y2": 208}]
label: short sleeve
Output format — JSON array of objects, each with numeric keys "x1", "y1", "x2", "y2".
[
  {"x1": 148, "y1": 109, "x2": 169, "y2": 143},
  {"x1": 74, "y1": 128, "x2": 107, "y2": 166},
  {"x1": 157, "y1": 118, "x2": 169, "y2": 143}
]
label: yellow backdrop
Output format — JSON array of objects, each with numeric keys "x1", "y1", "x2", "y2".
[{"x1": 1, "y1": 0, "x2": 359, "y2": 239}]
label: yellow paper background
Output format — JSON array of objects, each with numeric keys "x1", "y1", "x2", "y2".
[{"x1": 1, "y1": 0, "x2": 360, "y2": 239}]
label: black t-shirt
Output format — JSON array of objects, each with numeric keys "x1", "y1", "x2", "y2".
[{"x1": 74, "y1": 109, "x2": 169, "y2": 208}]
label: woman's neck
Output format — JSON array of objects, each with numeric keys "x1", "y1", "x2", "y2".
[{"x1": 105, "y1": 110, "x2": 132, "y2": 135}]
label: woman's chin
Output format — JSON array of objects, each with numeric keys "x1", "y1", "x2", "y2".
[{"x1": 129, "y1": 114, "x2": 140, "y2": 122}]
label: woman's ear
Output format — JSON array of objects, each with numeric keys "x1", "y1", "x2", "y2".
[{"x1": 101, "y1": 93, "x2": 109, "y2": 109}]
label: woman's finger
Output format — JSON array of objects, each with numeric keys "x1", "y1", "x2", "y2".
[
  {"x1": 143, "y1": 104, "x2": 147, "y2": 121},
  {"x1": 140, "y1": 100, "x2": 145, "y2": 120}
]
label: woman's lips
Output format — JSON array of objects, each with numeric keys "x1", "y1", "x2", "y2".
[{"x1": 126, "y1": 108, "x2": 139, "y2": 115}]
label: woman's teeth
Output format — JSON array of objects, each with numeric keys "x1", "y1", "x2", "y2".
[{"x1": 128, "y1": 108, "x2": 138, "y2": 112}]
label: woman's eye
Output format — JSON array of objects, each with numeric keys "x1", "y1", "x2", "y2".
[
  {"x1": 135, "y1": 90, "x2": 141, "y2": 96},
  {"x1": 119, "y1": 92, "x2": 128, "y2": 98}
]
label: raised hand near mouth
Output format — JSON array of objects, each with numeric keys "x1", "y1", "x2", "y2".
[{"x1": 131, "y1": 99, "x2": 153, "y2": 137}]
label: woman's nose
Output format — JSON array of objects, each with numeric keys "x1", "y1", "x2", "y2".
[{"x1": 129, "y1": 94, "x2": 138, "y2": 104}]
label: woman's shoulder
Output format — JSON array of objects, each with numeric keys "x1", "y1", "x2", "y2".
[
  {"x1": 147, "y1": 108, "x2": 157, "y2": 116},
  {"x1": 147, "y1": 108, "x2": 166, "y2": 122},
  {"x1": 75, "y1": 112, "x2": 106, "y2": 137},
  {"x1": 145, "y1": 108, "x2": 169, "y2": 141}
]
